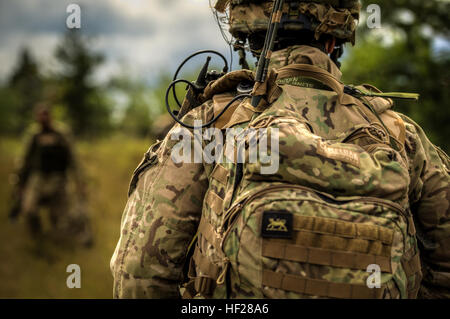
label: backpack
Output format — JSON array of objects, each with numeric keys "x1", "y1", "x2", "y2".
[{"x1": 184, "y1": 63, "x2": 422, "y2": 299}]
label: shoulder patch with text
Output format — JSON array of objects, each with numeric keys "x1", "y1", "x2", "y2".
[
  {"x1": 276, "y1": 76, "x2": 333, "y2": 91},
  {"x1": 317, "y1": 140, "x2": 361, "y2": 168}
]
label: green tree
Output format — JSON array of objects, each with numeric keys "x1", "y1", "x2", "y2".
[
  {"x1": 55, "y1": 30, "x2": 111, "y2": 137},
  {"x1": 2, "y1": 48, "x2": 43, "y2": 134},
  {"x1": 0, "y1": 87, "x2": 23, "y2": 135},
  {"x1": 342, "y1": 0, "x2": 450, "y2": 151},
  {"x1": 109, "y1": 72, "x2": 179, "y2": 139}
]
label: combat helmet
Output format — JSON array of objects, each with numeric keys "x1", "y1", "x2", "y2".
[{"x1": 213, "y1": 0, "x2": 361, "y2": 57}]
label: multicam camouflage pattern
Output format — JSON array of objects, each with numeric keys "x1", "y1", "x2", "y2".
[
  {"x1": 192, "y1": 48, "x2": 418, "y2": 298},
  {"x1": 110, "y1": 108, "x2": 213, "y2": 298},
  {"x1": 111, "y1": 45, "x2": 450, "y2": 299},
  {"x1": 400, "y1": 117, "x2": 450, "y2": 298},
  {"x1": 223, "y1": 183, "x2": 417, "y2": 298},
  {"x1": 221, "y1": 0, "x2": 361, "y2": 45}
]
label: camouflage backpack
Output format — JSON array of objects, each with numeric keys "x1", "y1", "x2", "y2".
[{"x1": 183, "y1": 52, "x2": 422, "y2": 299}]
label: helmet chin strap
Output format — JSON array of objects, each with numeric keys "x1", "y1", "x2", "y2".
[{"x1": 326, "y1": 37, "x2": 336, "y2": 54}]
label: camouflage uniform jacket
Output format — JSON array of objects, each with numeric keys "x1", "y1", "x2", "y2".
[{"x1": 111, "y1": 45, "x2": 449, "y2": 298}]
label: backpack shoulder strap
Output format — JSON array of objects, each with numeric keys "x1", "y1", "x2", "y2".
[{"x1": 276, "y1": 63, "x2": 345, "y2": 100}]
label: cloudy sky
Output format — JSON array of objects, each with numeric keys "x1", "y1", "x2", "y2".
[
  {"x1": 1, "y1": 0, "x2": 448, "y2": 86},
  {"x1": 0, "y1": 0, "x2": 232, "y2": 84}
]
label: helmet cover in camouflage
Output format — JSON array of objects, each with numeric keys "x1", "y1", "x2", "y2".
[{"x1": 214, "y1": 0, "x2": 361, "y2": 45}]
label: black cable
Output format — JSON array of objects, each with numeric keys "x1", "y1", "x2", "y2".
[
  {"x1": 171, "y1": 50, "x2": 229, "y2": 108},
  {"x1": 167, "y1": 79, "x2": 195, "y2": 117},
  {"x1": 229, "y1": 43, "x2": 233, "y2": 71},
  {"x1": 166, "y1": 81, "x2": 251, "y2": 129}
]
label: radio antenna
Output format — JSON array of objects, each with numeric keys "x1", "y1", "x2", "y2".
[{"x1": 251, "y1": 0, "x2": 284, "y2": 107}]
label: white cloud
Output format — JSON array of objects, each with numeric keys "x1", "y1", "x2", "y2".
[{"x1": 0, "y1": 0, "x2": 231, "y2": 84}]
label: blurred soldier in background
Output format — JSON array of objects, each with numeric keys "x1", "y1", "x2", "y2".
[{"x1": 9, "y1": 103, "x2": 93, "y2": 247}]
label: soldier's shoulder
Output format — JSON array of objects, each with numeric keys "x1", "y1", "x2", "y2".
[
  {"x1": 395, "y1": 112, "x2": 450, "y2": 166},
  {"x1": 393, "y1": 112, "x2": 431, "y2": 142},
  {"x1": 201, "y1": 69, "x2": 254, "y2": 100},
  {"x1": 190, "y1": 69, "x2": 255, "y2": 129},
  {"x1": 179, "y1": 71, "x2": 253, "y2": 128}
]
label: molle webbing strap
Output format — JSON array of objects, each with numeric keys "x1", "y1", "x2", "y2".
[
  {"x1": 190, "y1": 218, "x2": 227, "y2": 296},
  {"x1": 212, "y1": 94, "x2": 240, "y2": 130},
  {"x1": 183, "y1": 256, "x2": 204, "y2": 299},
  {"x1": 402, "y1": 251, "x2": 421, "y2": 278},
  {"x1": 198, "y1": 217, "x2": 223, "y2": 251},
  {"x1": 292, "y1": 214, "x2": 395, "y2": 245},
  {"x1": 401, "y1": 250, "x2": 422, "y2": 298},
  {"x1": 262, "y1": 269, "x2": 386, "y2": 298},
  {"x1": 205, "y1": 190, "x2": 225, "y2": 215},
  {"x1": 183, "y1": 245, "x2": 220, "y2": 298},
  {"x1": 193, "y1": 248, "x2": 221, "y2": 279},
  {"x1": 262, "y1": 241, "x2": 392, "y2": 273},
  {"x1": 194, "y1": 277, "x2": 214, "y2": 296},
  {"x1": 210, "y1": 164, "x2": 230, "y2": 185}
]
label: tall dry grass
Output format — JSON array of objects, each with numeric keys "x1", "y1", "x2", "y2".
[{"x1": 0, "y1": 135, "x2": 150, "y2": 298}]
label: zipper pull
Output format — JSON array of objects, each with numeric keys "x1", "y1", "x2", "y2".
[{"x1": 216, "y1": 258, "x2": 230, "y2": 285}]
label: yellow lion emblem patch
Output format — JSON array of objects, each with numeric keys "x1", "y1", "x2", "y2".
[{"x1": 266, "y1": 218, "x2": 288, "y2": 232}]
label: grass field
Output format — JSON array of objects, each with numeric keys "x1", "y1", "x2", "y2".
[{"x1": 0, "y1": 135, "x2": 150, "y2": 298}]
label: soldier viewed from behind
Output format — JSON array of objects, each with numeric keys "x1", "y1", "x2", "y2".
[
  {"x1": 10, "y1": 103, "x2": 93, "y2": 247},
  {"x1": 111, "y1": 0, "x2": 449, "y2": 299}
]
